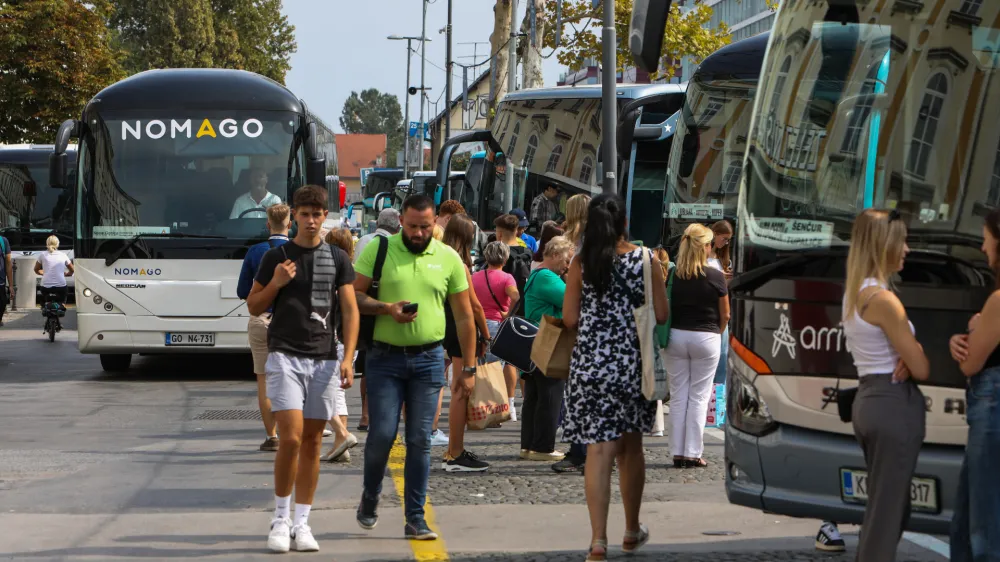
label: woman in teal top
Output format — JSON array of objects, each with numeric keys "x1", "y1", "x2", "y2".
[{"x1": 520, "y1": 235, "x2": 576, "y2": 466}]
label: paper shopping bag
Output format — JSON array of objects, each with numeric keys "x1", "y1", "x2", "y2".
[
  {"x1": 466, "y1": 361, "x2": 511, "y2": 430},
  {"x1": 530, "y1": 315, "x2": 576, "y2": 380}
]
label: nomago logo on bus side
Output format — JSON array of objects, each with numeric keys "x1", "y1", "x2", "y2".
[
  {"x1": 771, "y1": 312, "x2": 850, "y2": 359},
  {"x1": 121, "y1": 119, "x2": 264, "y2": 140},
  {"x1": 113, "y1": 267, "x2": 162, "y2": 276}
]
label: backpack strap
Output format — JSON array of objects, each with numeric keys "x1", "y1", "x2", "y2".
[{"x1": 369, "y1": 234, "x2": 390, "y2": 292}]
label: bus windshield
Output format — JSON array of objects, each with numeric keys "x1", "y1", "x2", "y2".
[
  {"x1": 77, "y1": 110, "x2": 303, "y2": 247},
  {"x1": 490, "y1": 95, "x2": 603, "y2": 225},
  {"x1": 665, "y1": 40, "x2": 762, "y2": 246},
  {"x1": 1, "y1": 157, "x2": 75, "y2": 243},
  {"x1": 741, "y1": 4, "x2": 1000, "y2": 262}
]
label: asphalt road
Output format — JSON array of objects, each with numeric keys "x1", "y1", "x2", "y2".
[{"x1": 0, "y1": 310, "x2": 948, "y2": 561}]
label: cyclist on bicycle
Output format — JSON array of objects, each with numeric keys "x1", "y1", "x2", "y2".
[{"x1": 34, "y1": 235, "x2": 73, "y2": 309}]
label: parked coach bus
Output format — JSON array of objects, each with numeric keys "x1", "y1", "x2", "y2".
[
  {"x1": 724, "y1": 0, "x2": 997, "y2": 534},
  {"x1": 436, "y1": 83, "x2": 686, "y2": 248},
  {"x1": 1, "y1": 144, "x2": 78, "y2": 300},
  {"x1": 48, "y1": 68, "x2": 333, "y2": 372}
]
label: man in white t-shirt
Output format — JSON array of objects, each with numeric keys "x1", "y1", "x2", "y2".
[{"x1": 231, "y1": 167, "x2": 282, "y2": 219}]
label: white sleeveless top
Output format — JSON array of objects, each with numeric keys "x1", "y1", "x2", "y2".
[{"x1": 842, "y1": 278, "x2": 914, "y2": 377}]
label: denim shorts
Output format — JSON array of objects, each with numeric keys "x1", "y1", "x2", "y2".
[{"x1": 486, "y1": 319, "x2": 502, "y2": 364}]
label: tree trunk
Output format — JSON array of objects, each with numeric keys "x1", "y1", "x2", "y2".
[
  {"x1": 520, "y1": 0, "x2": 545, "y2": 89},
  {"x1": 489, "y1": 0, "x2": 512, "y2": 124}
]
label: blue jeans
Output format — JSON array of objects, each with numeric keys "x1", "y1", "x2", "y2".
[
  {"x1": 714, "y1": 326, "x2": 729, "y2": 384},
  {"x1": 951, "y1": 365, "x2": 1000, "y2": 562},
  {"x1": 362, "y1": 345, "x2": 445, "y2": 521}
]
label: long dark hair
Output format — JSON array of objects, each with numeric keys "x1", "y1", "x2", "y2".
[
  {"x1": 443, "y1": 213, "x2": 476, "y2": 269},
  {"x1": 711, "y1": 220, "x2": 733, "y2": 271},
  {"x1": 986, "y1": 208, "x2": 1000, "y2": 290},
  {"x1": 580, "y1": 193, "x2": 627, "y2": 295},
  {"x1": 532, "y1": 220, "x2": 564, "y2": 262}
]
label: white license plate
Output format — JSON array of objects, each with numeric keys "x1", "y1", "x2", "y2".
[
  {"x1": 840, "y1": 468, "x2": 939, "y2": 513},
  {"x1": 165, "y1": 332, "x2": 215, "y2": 346}
]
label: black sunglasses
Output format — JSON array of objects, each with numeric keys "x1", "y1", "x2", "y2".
[{"x1": 888, "y1": 209, "x2": 902, "y2": 222}]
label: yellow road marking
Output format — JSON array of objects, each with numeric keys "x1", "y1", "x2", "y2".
[{"x1": 388, "y1": 437, "x2": 449, "y2": 561}]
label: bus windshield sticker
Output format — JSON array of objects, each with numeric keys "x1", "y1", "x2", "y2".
[
  {"x1": 746, "y1": 215, "x2": 835, "y2": 250},
  {"x1": 668, "y1": 203, "x2": 724, "y2": 220},
  {"x1": 93, "y1": 226, "x2": 171, "y2": 239}
]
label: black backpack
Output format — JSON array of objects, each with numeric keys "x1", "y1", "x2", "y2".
[{"x1": 503, "y1": 245, "x2": 533, "y2": 316}]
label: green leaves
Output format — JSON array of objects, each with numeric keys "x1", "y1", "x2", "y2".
[
  {"x1": 541, "y1": 0, "x2": 732, "y2": 79},
  {"x1": 340, "y1": 89, "x2": 405, "y2": 165},
  {"x1": 0, "y1": 0, "x2": 126, "y2": 143}
]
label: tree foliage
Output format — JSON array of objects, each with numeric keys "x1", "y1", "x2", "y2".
[
  {"x1": 111, "y1": 0, "x2": 296, "y2": 83},
  {"x1": 542, "y1": 0, "x2": 733, "y2": 79},
  {"x1": 339, "y1": 89, "x2": 404, "y2": 166},
  {"x1": 0, "y1": 0, "x2": 125, "y2": 143}
]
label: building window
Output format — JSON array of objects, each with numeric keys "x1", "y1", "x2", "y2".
[
  {"x1": 765, "y1": 56, "x2": 793, "y2": 157},
  {"x1": 698, "y1": 99, "x2": 726, "y2": 127},
  {"x1": 580, "y1": 155, "x2": 593, "y2": 184},
  {"x1": 508, "y1": 121, "x2": 520, "y2": 155},
  {"x1": 721, "y1": 160, "x2": 742, "y2": 193},
  {"x1": 841, "y1": 64, "x2": 881, "y2": 154},
  {"x1": 906, "y1": 72, "x2": 947, "y2": 179},
  {"x1": 989, "y1": 137, "x2": 1000, "y2": 206},
  {"x1": 960, "y1": 0, "x2": 982, "y2": 15},
  {"x1": 524, "y1": 134, "x2": 539, "y2": 169},
  {"x1": 545, "y1": 144, "x2": 563, "y2": 173}
]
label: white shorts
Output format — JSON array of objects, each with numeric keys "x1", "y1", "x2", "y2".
[{"x1": 334, "y1": 343, "x2": 358, "y2": 417}]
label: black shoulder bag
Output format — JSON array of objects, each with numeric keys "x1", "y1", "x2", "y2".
[{"x1": 357, "y1": 235, "x2": 390, "y2": 351}]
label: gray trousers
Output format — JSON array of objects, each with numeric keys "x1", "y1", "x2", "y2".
[{"x1": 852, "y1": 373, "x2": 926, "y2": 562}]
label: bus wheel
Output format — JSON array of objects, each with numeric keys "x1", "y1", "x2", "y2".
[{"x1": 100, "y1": 353, "x2": 132, "y2": 373}]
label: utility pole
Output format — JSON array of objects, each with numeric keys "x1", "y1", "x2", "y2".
[
  {"x1": 445, "y1": 0, "x2": 453, "y2": 142},
  {"x1": 403, "y1": 39, "x2": 413, "y2": 179},
  {"x1": 503, "y1": 0, "x2": 518, "y2": 213},
  {"x1": 418, "y1": 0, "x2": 428, "y2": 172},
  {"x1": 600, "y1": 0, "x2": 618, "y2": 194}
]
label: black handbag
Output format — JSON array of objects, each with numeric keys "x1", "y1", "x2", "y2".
[
  {"x1": 489, "y1": 316, "x2": 538, "y2": 373},
  {"x1": 358, "y1": 235, "x2": 390, "y2": 351},
  {"x1": 837, "y1": 387, "x2": 858, "y2": 423}
]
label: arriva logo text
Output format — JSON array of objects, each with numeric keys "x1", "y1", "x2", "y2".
[
  {"x1": 771, "y1": 312, "x2": 850, "y2": 359},
  {"x1": 122, "y1": 119, "x2": 264, "y2": 141},
  {"x1": 113, "y1": 267, "x2": 162, "y2": 276}
]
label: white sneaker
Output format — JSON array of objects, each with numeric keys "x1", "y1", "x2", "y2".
[
  {"x1": 508, "y1": 400, "x2": 518, "y2": 422},
  {"x1": 430, "y1": 429, "x2": 449, "y2": 446},
  {"x1": 291, "y1": 523, "x2": 319, "y2": 552},
  {"x1": 267, "y1": 517, "x2": 292, "y2": 553},
  {"x1": 322, "y1": 428, "x2": 333, "y2": 437}
]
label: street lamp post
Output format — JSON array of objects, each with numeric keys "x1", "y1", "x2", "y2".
[
  {"x1": 600, "y1": 0, "x2": 618, "y2": 194},
  {"x1": 418, "y1": 0, "x2": 428, "y2": 172},
  {"x1": 388, "y1": 34, "x2": 432, "y2": 180}
]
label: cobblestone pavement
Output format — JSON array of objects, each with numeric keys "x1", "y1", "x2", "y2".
[{"x1": 330, "y1": 412, "x2": 725, "y2": 507}]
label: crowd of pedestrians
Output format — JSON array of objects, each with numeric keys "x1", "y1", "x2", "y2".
[{"x1": 234, "y1": 182, "x2": 1000, "y2": 562}]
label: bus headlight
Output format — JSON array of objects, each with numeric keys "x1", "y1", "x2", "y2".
[{"x1": 727, "y1": 353, "x2": 777, "y2": 436}]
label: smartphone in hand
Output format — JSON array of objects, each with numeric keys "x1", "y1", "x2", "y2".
[{"x1": 401, "y1": 303, "x2": 419, "y2": 314}]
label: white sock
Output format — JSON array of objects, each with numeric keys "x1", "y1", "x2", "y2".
[
  {"x1": 274, "y1": 495, "x2": 291, "y2": 520},
  {"x1": 509, "y1": 398, "x2": 517, "y2": 420},
  {"x1": 294, "y1": 503, "x2": 312, "y2": 528}
]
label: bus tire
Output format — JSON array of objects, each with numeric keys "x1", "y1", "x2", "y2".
[{"x1": 100, "y1": 353, "x2": 132, "y2": 373}]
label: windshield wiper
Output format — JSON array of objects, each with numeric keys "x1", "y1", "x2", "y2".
[
  {"x1": 728, "y1": 247, "x2": 848, "y2": 295},
  {"x1": 105, "y1": 232, "x2": 225, "y2": 266}
]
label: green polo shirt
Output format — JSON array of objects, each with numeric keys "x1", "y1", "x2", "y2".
[{"x1": 355, "y1": 234, "x2": 468, "y2": 347}]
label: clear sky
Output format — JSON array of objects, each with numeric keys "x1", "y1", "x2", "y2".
[{"x1": 282, "y1": 0, "x2": 565, "y2": 133}]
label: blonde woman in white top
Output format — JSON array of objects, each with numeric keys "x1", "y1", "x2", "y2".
[
  {"x1": 34, "y1": 235, "x2": 74, "y2": 305},
  {"x1": 842, "y1": 208, "x2": 929, "y2": 562},
  {"x1": 562, "y1": 194, "x2": 590, "y2": 250}
]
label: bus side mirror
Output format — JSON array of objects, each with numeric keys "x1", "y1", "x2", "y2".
[
  {"x1": 307, "y1": 158, "x2": 326, "y2": 187},
  {"x1": 629, "y1": 0, "x2": 673, "y2": 72},
  {"x1": 49, "y1": 152, "x2": 69, "y2": 189},
  {"x1": 679, "y1": 131, "x2": 699, "y2": 177}
]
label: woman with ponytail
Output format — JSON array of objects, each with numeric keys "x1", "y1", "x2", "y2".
[
  {"x1": 562, "y1": 193, "x2": 669, "y2": 561},
  {"x1": 708, "y1": 220, "x2": 733, "y2": 384}
]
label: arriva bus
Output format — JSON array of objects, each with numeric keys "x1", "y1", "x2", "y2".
[
  {"x1": 436, "y1": 83, "x2": 686, "y2": 247},
  {"x1": 721, "y1": 0, "x2": 999, "y2": 533},
  {"x1": 48, "y1": 69, "x2": 333, "y2": 372}
]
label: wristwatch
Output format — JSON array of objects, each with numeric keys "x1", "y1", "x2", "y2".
[{"x1": 462, "y1": 366, "x2": 477, "y2": 375}]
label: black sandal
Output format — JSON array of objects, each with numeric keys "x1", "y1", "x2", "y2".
[
  {"x1": 673, "y1": 457, "x2": 685, "y2": 468},
  {"x1": 685, "y1": 458, "x2": 708, "y2": 468}
]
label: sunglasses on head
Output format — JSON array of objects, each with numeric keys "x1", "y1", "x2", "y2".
[{"x1": 888, "y1": 209, "x2": 902, "y2": 222}]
